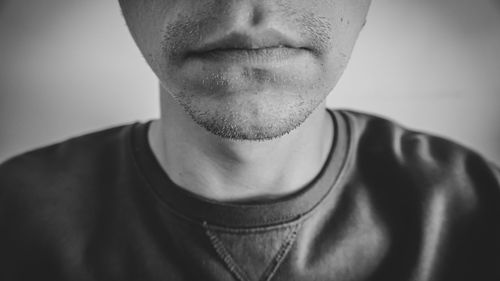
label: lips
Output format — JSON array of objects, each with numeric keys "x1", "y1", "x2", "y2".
[
  {"x1": 186, "y1": 30, "x2": 309, "y2": 64},
  {"x1": 192, "y1": 29, "x2": 305, "y2": 51}
]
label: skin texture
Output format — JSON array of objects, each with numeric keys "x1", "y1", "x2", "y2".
[{"x1": 119, "y1": 0, "x2": 371, "y2": 201}]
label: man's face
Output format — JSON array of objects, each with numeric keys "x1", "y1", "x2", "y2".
[{"x1": 120, "y1": 0, "x2": 370, "y2": 140}]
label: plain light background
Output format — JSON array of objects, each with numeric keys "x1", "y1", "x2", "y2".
[{"x1": 0, "y1": 0, "x2": 499, "y2": 164}]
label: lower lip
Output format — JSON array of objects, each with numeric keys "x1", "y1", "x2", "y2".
[{"x1": 188, "y1": 47, "x2": 308, "y2": 65}]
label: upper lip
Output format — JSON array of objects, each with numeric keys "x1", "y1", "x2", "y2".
[{"x1": 189, "y1": 30, "x2": 307, "y2": 55}]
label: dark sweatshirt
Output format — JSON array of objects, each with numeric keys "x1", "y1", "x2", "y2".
[{"x1": 1, "y1": 110, "x2": 499, "y2": 281}]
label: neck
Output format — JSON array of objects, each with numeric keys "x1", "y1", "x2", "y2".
[{"x1": 149, "y1": 89, "x2": 334, "y2": 203}]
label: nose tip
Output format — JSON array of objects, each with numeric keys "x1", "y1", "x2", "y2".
[
  {"x1": 250, "y1": 5, "x2": 265, "y2": 26},
  {"x1": 230, "y1": 1, "x2": 270, "y2": 29}
]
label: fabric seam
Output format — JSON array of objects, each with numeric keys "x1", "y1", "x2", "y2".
[{"x1": 204, "y1": 222, "x2": 302, "y2": 281}]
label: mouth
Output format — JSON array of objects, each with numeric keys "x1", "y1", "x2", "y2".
[
  {"x1": 186, "y1": 30, "x2": 311, "y2": 65},
  {"x1": 191, "y1": 46, "x2": 307, "y2": 64}
]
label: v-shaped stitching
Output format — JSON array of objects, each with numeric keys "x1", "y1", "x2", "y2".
[
  {"x1": 259, "y1": 224, "x2": 299, "y2": 281},
  {"x1": 205, "y1": 223, "x2": 301, "y2": 281},
  {"x1": 206, "y1": 227, "x2": 250, "y2": 281}
]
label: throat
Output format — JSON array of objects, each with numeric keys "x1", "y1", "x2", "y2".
[{"x1": 148, "y1": 107, "x2": 334, "y2": 203}]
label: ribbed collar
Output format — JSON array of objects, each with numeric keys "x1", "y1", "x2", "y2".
[{"x1": 132, "y1": 109, "x2": 350, "y2": 228}]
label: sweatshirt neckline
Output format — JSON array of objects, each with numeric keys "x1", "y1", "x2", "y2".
[{"x1": 132, "y1": 109, "x2": 350, "y2": 228}]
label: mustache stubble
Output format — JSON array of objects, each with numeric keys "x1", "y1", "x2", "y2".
[{"x1": 160, "y1": 4, "x2": 334, "y2": 64}]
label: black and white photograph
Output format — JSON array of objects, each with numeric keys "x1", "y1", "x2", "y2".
[{"x1": 0, "y1": 0, "x2": 499, "y2": 280}]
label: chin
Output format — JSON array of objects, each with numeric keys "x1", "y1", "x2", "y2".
[
  {"x1": 172, "y1": 87, "x2": 324, "y2": 141},
  {"x1": 158, "y1": 57, "x2": 335, "y2": 140}
]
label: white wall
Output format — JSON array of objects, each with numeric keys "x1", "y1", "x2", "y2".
[
  {"x1": 1, "y1": 0, "x2": 499, "y2": 164},
  {"x1": 331, "y1": 0, "x2": 500, "y2": 164}
]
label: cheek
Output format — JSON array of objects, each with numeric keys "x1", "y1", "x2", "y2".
[
  {"x1": 122, "y1": 1, "x2": 183, "y2": 75},
  {"x1": 279, "y1": 0, "x2": 364, "y2": 59}
]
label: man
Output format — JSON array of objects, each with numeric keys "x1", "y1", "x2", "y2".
[{"x1": 0, "y1": 0, "x2": 499, "y2": 280}]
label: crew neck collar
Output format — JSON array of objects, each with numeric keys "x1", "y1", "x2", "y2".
[{"x1": 132, "y1": 109, "x2": 350, "y2": 228}]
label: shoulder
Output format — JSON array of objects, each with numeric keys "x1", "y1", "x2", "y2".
[
  {"x1": 0, "y1": 123, "x2": 145, "y2": 275},
  {"x1": 330, "y1": 109, "x2": 500, "y2": 279},
  {"x1": 0, "y1": 123, "x2": 139, "y2": 214},
  {"x1": 0, "y1": 123, "x2": 136, "y2": 180},
  {"x1": 334, "y1": 109, "x2": 500, "y2": 208}
]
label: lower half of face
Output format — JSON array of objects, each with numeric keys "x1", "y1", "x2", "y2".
[
  {"x1": 163, "y1": 49, "x2": 348, "y2": 140},
  {"x1": 120, "y1": 0, "x2": 370, "y2": 140}
]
